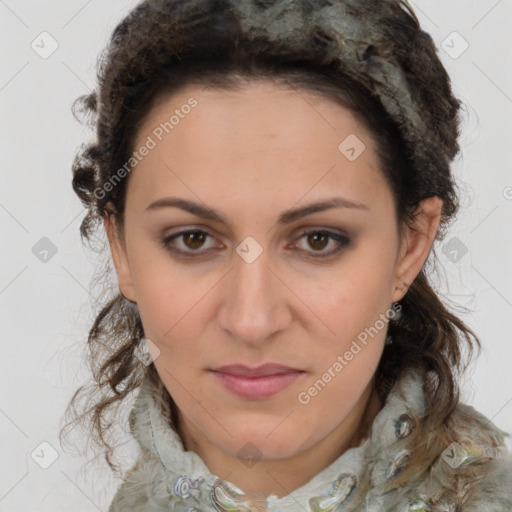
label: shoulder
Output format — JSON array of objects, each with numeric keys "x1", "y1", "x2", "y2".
[
  {"x1": 108, "y1": 456, "x2": 173, "y2": 512},
  {"x1": 355, "y1": 368, "x2": 512, "y2": 510},
  {"x1": 462, "y1": 449, "x2": 512, "y2": 511},
  {"x1": 429, "y1": 401, "x2": 512, "y2": 510}
]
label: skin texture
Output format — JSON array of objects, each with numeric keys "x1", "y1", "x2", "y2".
[{"x1": 104, "y1": 80, "x2": 443, "y2": 500}]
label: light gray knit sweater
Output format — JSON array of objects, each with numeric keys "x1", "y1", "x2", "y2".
[{"x1": 108, "y1": 367, "x2": 512, "y2": 511}]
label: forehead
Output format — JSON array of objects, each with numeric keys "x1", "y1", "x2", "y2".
[{"x1": 128, "y1": 80, "x2": 388, "y2": 212}]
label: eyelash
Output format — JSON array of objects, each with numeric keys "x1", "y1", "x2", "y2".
[{"x1": 160, "y1": 227, "x2": 351, "y2": 259}]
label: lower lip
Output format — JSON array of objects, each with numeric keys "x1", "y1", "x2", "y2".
[{"x1": 210, "y1": 371, "x2": 304, "y2": 399}]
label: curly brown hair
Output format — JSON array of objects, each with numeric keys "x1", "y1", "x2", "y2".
[{"x1": 59, "y1": 0, "x2": 481, "y2": 476}]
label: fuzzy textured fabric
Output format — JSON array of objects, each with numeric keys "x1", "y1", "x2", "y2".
[{"x1": 108, "y1": 366, "x2": 512, "y2": 511}]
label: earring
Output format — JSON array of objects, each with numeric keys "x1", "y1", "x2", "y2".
[{"x1": 391, "y1": 301, "x2": 403, "y2": 322}]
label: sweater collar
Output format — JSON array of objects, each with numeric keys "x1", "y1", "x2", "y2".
[{"x1": 128, "y1": 366, "x2": 428, "y2": 511}]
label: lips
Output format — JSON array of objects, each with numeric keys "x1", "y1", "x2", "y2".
[
  {"x1": 211, "y1": 363, "x2": 303, "y2": 377},
  {"x1": 210, "y1": 364, "x2": 305, "y2": 399}
]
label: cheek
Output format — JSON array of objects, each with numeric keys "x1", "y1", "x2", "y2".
[
  {"x1": 294, "y1": 247, "x2": 395, "y2": 387},
  {"x1": 301, "y1": 254, "x2": 395, "y2": 336},
  {"x1": 130, "y1": 258, "x2": 202, "y2": 357}
]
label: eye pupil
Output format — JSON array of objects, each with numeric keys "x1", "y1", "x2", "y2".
[
  {"x1": 184, "y1": 231, "x2": 206, "y2": 249},
  {"x1": 308, "y1": 232, "x2": 328, "y2": 251}
]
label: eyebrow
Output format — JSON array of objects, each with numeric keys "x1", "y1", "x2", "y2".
[{"x1": 144, "y1": 196, "x2": 369, "y2": 225}]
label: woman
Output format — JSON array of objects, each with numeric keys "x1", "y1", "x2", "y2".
[{"x1": 61, "y1": 0, "x2": 512, "y2": 510}]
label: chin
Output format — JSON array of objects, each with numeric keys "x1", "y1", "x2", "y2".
[{"x1": 221, "y1": 426, "x2": 312, "y2": 461}]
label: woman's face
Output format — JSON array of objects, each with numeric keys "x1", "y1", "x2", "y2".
[{"x1": 105, "y1": 80, "x2": 440, "y2": 464}]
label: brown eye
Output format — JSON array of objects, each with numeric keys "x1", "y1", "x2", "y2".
[
  {"x1": 307, "y1": 232, "x2": 329, "y2": 251},
  {"x1": 294, "y1": 229, "x2": 351, "y2": 258},
  {"x1": 182, "y1": 231, "x2": 207, "y2": 250},
  {"x1": 161, "y1": 229, "x2": 218, "y2": 256},
  {"x1": 160, "y1": 228, "x2": 351, "y2": 259}
]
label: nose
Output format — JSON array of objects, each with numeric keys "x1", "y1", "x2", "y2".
[{"x1": 217, "y1": 249, "x2": 292, "y2": 347}]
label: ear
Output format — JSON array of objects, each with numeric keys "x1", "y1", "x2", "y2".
[
  {"x1": 103, "y1": 204, "x2": 137, "y2": 303},
  {"x1": 391, "y1": 196, "x2": 443, "y2": 302}
]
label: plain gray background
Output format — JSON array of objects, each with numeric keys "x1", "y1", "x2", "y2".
[{"x1": 1, "y1": 0, "x2": 511, "y2": 510}]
